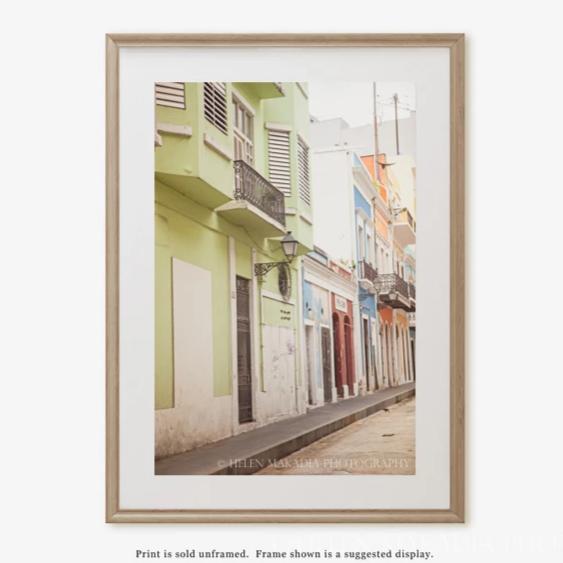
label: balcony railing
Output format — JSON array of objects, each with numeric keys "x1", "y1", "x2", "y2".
[
  {"x1": 375, "y1": 274, "x2": 417, "y2": 311},
  {"x1": 358, "y1": 260, "x2": 378, "y2": 283},
  {"x1": 374, "y1": 274, "x2": 410, "y2": 300},
  {"x1": 233, "y1": 160, "x2": 285, "y2": 226}
]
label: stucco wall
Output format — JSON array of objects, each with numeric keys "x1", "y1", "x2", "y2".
[
  {"x1": 311, "y1": 150, "x2": 354, "y2": 263},
  {"x1": 155, "y1": 258, "x2": 232, "y2": 458}
]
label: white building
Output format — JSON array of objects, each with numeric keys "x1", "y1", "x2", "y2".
[{"x1": 310, "y1": 121, "x2": 382, "y2": 394}]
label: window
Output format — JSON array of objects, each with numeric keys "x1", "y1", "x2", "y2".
[
  {"x1": 297, "y1": 136, "x2": 311, "y2": 205},
  {"x1": 358, "y1": 224, "x2": 364, "y2": 261},
  {"x1": 155, "y1": 82, "x2": 185, "y2": 109},
  {"x1": 267, "y1": 129, "x2": 291, "y2": 195},
  {"x1": 366, "y1": 233, "x2": 372, "y2": 264},
  {"x1": 233, "y1": 96, "x2": 254, "y2": 165},
  {"x1": 203, "y1": 82, "x2": 228, "y2": 134}
]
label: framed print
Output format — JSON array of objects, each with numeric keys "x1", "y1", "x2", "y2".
[{"x1": 106, "y1": 33, "x2": 465, "y2": 523}]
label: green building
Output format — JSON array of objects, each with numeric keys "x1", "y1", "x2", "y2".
[{"x1": 154, "y1": 82, "x2": 313, "y2": 459}]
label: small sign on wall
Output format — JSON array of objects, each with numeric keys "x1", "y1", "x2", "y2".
[
  {"x1": 335, "y1": 295, "x2": 348, "y2": 312},
  {"x1": 262, "y1": 296, "x2": 294, "y2": 328}
]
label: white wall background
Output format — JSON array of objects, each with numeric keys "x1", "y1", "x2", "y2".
[{"x1": 1, "y1": 1, "x2": 562, "y2": 561}]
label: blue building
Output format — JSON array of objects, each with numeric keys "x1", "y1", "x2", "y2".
[{"x1": 352, "y1": 156, "x2": 380, "y2": 393}]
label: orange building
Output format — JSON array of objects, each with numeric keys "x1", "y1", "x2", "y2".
[{"x1": 360, "y1": 153, "x2": 416, "y2": 388}]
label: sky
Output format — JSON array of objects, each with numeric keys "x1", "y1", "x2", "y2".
[{"x1": 307, "y1": 82, "x2": 415, "y2": 127}]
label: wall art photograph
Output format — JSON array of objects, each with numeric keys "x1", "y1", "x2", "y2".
[{"x1": 153, "y1": 81, "x2": 417, "y2": 476}]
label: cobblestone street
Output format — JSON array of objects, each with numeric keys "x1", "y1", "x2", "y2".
[{"x1": 258, "y1": 397, "x2": 415, "y2": 475}]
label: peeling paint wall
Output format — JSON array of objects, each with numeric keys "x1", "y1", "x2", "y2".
[{"x1": 258, "y1": 323, "x2": 298, "y2": 423}]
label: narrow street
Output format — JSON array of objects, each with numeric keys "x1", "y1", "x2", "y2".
[{"x1": 257, "y1": 397, "x2": 415, "y2": 475}]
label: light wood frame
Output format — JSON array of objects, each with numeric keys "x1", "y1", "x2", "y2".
[{"x1": 106, "y1": 33, "x2": 465, "y2": 523}]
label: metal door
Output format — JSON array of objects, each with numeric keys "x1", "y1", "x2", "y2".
[
  {"x1": 236, "y1": 276, "x2": 253, "y2": 423},
  {"x1": 321, "y1": 327, "x2": 333, "y2": 403}
]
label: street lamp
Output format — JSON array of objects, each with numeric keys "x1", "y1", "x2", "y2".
[
  {"x1": 279, "y1": 231, "x2": 298, "y2": 262},
  {"x1": 254, "y1": 231, "x2": 299, "y2": 287}
]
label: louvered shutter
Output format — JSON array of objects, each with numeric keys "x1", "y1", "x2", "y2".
[
  {"x1": 203, "y1": 82, "x2": 228, "y2": 134},
  {"x1": 297, "y1": 137, "x2": 311, "y2": 205},
  {"x1": 155, "y1": 82, "x2": 185, "y2": 109},
  {"x1": 268, "y1": 130, "x2": 291, "y2": 196}
]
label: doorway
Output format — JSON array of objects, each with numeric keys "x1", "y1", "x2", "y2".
[
  {"x1": 362, "y1": 317, "x2": 370, "y2": 391},
  {"x1": 410, "y1": 331, "x2": 416, "y2": 380},
  {"x1": 321, "y1": 327, "x2": 333, "y2": 403},
  {"x1": 332, "y1": 313, "x2": 343, "y2": 396},
  {"x1": 344, "y1": 315, "x2": 354, "y2": 395},
  {"x1": 305, "y1": 324, "x2": 315, "y2": 405},
  {"x1": 236, "y1": 276, "x2": 253, "y2": 423}
]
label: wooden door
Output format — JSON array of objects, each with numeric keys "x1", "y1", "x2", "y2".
[
  {"x1": 363, "y1": 317, "x2": 370, "y2": 391},
  {"x1": 321, "y1": 327, "x2": 333, "y2": 403},
  {"x1": 344, "y1": 315, "x2": 354, "y2": 394},
  {"x1": 332, "y1": 313, "x2": 343, "y2": 397}
]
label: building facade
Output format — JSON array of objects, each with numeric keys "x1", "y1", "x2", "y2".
[
  {"x1": 352, "y1": 155, "x2": 380, "y2": 394},
  {"x1": 371, "y1": 152, "x2": 416, "y2": 387},
  {"x1": 154, "y1": 82, "x2": 313, "y2": 458},
  {"x1": 311, "y1": 117, "x2": 416, "y2": 396},
  {"x1": 302, "y1": 249, "x2": 358, "y2": 405},
  {"x1": 154, "y1": 88, "x2": 417, "y2": 461}
]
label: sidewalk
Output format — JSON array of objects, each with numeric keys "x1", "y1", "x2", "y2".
[{"x1": 155, "y1": 382, "x2": 415, "y2": 475}]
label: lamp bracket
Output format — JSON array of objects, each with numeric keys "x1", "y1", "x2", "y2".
[{"x1": 254, "y1": 261, "x2": 281, "y2": 282}]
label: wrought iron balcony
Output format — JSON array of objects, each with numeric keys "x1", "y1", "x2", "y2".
[
  {"x1": 358, "y1": 260, "x2": 378, "y2": 283},
  {"x1": 374, "y1": 274, "x2": 411, "y2": 310},
  {"x1": 233, "y1": 160, "x2": 285, "y2": 227}
]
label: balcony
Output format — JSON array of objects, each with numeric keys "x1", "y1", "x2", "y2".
[
  {"x1": 234, "y1": 82, "x2": 285, "y2": 99},
  {"x1": 394, "y1": 209, "x2": 416, "y2": 247},
  {"x1": 358, "y1": 260, "x2": 378, "y2": 291},
  {"x1": 216, "y1": 160, "x2": 286, "y2": 238},
  {"x1": 374, "y1": 274, "x2": 411, "y2": 310}
]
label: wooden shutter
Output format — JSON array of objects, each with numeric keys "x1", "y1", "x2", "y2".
[
  {"x1": 155, "y1": 82, "x2": 185, "y2": 109},
  {"x1": 268, "y1": 129, "x2": 291, "y2": 196},
  {"x1": 297, "y1": 136, "x2": 311, "y2": 205},
  {"x1": 203, "y1": 82, "x2": 228, "y2": 134}
]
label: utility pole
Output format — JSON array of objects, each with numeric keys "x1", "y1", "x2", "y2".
[
  {"x1": 372, "y1": 82, "x2": 380, "y2": 181},
  {"x1": 372, "y1": 82, "x2": 381, "y2": 389},
  {"x1": 393, "y1": 93, "x2": 400, "y2": 155},
  {"x1": 372, "y1": 83, "x2": 380, "y2": 275}
]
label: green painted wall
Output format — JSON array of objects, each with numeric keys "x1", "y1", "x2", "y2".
[
  {"x1": 263, "y1": 84, "x2": 314, "y2": 251},
  {"x1": 235, "y1": 240, "x2": 252, "y2": 279},
  {"x1": 155, "y1": 83, "x2": 200, "y2": 178},
  {"x1": 155, "y1": 214, "x2": 174, "y2": 409},
  {"x1": 155, "y1": 182, "x2": 231, "y2": 402},
  {"x1": 154, "y1": 83, "x2": 311, "y2": 410},
  {"x1": 262, "y1": 297, "x2": 295, "y2": 328},
  {"x1": 155, "y1": 82, "x2": 313, "y2": 254},
  {"x1": 154, "y1": 181, "x2": 293, "y2": 408}
]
